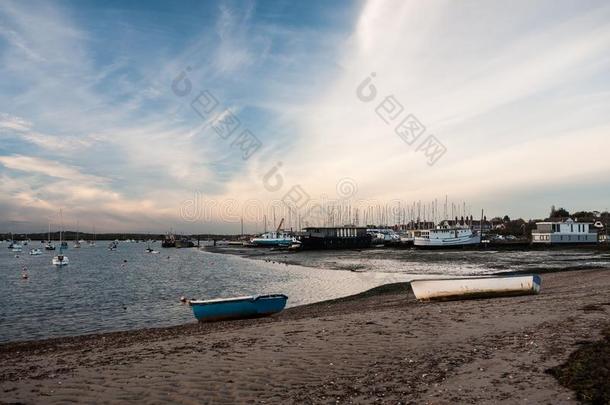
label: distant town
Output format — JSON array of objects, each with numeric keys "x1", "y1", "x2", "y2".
[{"x1": 3, "y1": 206, "x2": 609, "y2": 249}]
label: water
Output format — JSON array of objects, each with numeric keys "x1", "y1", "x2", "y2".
[
  {"x1": 0, "y1": 242, "x2": 407, "y2": 343},
  {"x1": 1, "y1": 242, "x2": 609, "y2": 343}
]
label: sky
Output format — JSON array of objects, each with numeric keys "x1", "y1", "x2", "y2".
[{"x1": 1, "y1": 0, "x2": 610, "y2": 234}]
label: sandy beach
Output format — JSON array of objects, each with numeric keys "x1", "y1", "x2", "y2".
[{"x1": 1, "y1": 268, "x2": 608, "y2": 404}]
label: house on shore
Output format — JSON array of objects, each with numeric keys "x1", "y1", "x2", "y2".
[{"x1": 531, "y1": 218, "x2": 598, "y2": 245}]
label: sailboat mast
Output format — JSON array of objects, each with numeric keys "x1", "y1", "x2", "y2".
[{"x1": 59, "y1": 209, "x2": 64, "y2": 253}]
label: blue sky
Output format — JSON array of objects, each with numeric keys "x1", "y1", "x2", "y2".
[{"x1": 1, "y1": 0, "x2": 609, "y2": 233}]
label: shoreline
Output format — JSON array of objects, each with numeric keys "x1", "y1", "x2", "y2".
[
  {"x1": 0, "y1": 262, "x2": 603, "y2": 348},
  {"x1": 1, "y1": 269, "x2": 608, "y2": 403},
  {"x1": 202, "y1": 244, "x2": 610, "y2": 273},
  {"x1": 0, "y1": 281, "x2": 413, "y2": 351}
]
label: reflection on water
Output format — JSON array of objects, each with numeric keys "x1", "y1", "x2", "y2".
[{"x1": 1, "y1": 242, "x2": 608, "y2": 343}]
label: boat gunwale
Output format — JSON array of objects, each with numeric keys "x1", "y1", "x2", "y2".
[
  {"x1": 189, "y1": 294, "x2": 288, "y2": 306},
  {"x1": 410, "y1": 274, "x2": 540, "y2": 283}
]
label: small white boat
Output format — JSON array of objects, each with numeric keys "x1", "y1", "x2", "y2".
[
  {"x1": 411, "y1": 274, "x2": 541, "y2": 301},
  {"x1": 145, "y1": 243, "x2": 159, "y2": 254},
  {"x1": 11, "y1": 244, "x2": 23, "y2": 252},
  {"x1": 52, "y1": 254, "x2": 69, "y2": 266},
  {"x1": 29, "y1": 248, "x2": 43, "y2": 256}
]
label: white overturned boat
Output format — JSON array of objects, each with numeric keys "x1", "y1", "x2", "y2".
[{"x1": 411, "y1": 274, "x2": 541, "y2": 301}]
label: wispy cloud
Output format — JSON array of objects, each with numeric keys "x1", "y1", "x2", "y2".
[{"x1": 1, "y1": 0, "x2": 609, "y2": 232}]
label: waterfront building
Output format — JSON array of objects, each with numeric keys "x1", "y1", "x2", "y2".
[{"x1": 531, "y1": 218, "x2": 598, "y2": 245}]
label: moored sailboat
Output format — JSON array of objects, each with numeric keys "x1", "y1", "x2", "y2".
[
  {"x1": 45, "y1": 222, "x2": 56, "y2": 250},
  {"x1": 73, "y1": 221, "x2": 81, "y2": 248},
  {"x1": 88, "y1": 225, "x2": 96, "y2": 247},
  {"x1": 52, "y1": 210, "x2": 69, "y2": 266}
]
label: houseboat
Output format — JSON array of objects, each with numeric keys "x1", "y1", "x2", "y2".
[
  {"x1": 299, "y1": 226, "x2": 372, "y2": 250},
  {"x1": 531, "y1": 218, "x2": 598, "y2": 245}
]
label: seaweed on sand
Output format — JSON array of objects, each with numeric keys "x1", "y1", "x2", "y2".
[{"x1": 547, "y1": 325, "x2": 610, "y2": 404}]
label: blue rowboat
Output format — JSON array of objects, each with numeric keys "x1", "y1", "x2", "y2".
[{"x1": 189, "y1": 294, "x2": 288, "y2": 322}]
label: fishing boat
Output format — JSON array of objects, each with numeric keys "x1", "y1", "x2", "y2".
[
  {"x1": 414, "y1": 222, "x2": 481, "y2": 248},
  {"x1": 189, "y1": 294, "x2": 288, "y2": 322},
  {"x1": 29, "y1": 248, "x2": 42, "y2": 256},
  {"x1": 52, "y1": 209, "x2": 69, "y2": 266},
  {"x1": 411, "y1": 274, "x2": 541, "y2": 301}
]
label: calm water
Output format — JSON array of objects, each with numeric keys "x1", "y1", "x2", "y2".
[
  {"x1": 0, "y1": 241, "x2": 408, "y2": 343},
  {"x1": 1, "y1": 241, "x2": 609, "y2": 343}
]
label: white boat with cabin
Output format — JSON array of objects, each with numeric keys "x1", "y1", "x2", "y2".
[{"x1": 414, "y1": 221, "x2": 481, "y2": 248}]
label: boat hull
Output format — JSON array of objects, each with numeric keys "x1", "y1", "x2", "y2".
[
  {"x1": 190, "y1": 294, "x2": 288, "y2": 322},
  {"x1": 411, "y1": 275, "x2": 541, "y2": 301},
  {"x1": 250, "y1": 238, "x2": 294, "y2": 247}
]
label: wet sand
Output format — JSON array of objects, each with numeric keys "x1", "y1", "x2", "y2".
[{"x1": 1, "y1": 269, "x2": 608, "y2": 404}]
